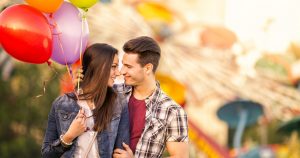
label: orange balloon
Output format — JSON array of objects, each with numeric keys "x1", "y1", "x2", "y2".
[
  {"x1": 25, "y1": 0, "x2": 64, "y2": 13},
  {"x1": 60, "y1": 72, "x2": 75, "y2": 94}
]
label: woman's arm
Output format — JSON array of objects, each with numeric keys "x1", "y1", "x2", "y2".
[
  {"x1": 41, "y1": 99, "x2": 71, "y2": 158},
  {"x1": 41, "y1": 98, "x2": 87, "y2": 158},
  {"x1": 114, "y1": 95, "x2": 130, "y2": 150}
]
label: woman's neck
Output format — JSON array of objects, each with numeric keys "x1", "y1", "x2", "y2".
[
  {"x1": 79, "y1": 88, "x2": 95, "y2": 110},
  {"x1": 86, "y1": 100, "x2": 95, "y2": 110}
]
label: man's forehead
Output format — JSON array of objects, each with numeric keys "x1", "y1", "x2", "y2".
[
  {"x1": 123, "y1": 53, "x2": 138, "y2": 58},
  {"x1": 122, "y1": 53, "x2": 138, "y2": 63}
]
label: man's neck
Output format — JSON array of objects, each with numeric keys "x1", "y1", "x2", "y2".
[{"x1": 133, "y1": 77, "x2": 156, "y2": 100}]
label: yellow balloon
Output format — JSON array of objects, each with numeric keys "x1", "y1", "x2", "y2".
[
  {"x1": 136, "y1": 2, "x2": 174, "y2": 24},
  {"x1": 25, "y1": 0, "x2": 63, "y2": 13},
  {"x1": 69, "y1": 0, "x2": 98, "y2": 10}
]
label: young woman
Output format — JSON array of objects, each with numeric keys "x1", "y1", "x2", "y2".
[{"x1": 42, "y1": 43, "x2": 129, "y2": 158}]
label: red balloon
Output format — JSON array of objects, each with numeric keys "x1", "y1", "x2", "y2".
[{"x1": 0, "y1": 5, "x2": 52, "y2": 64}]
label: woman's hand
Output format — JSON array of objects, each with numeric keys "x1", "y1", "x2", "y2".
[{"x1": 62, "y1": 108, "x2": 87, "y2": 143}]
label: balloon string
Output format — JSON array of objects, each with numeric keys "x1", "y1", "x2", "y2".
[
  {"x1": 34, "y1": 61, "x2": 59, "y2": 99},
  {"x1": 77, "y1": 10, "x2": 87, "y2": 94},
  {"x1": 34, "y1": 62, "x2": 79, "y2": 99},
  {"x1": 48, "y1": 14, "x2": 76, "y2": 91}
]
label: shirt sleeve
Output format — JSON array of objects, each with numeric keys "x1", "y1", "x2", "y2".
[{"x1": 166, "y1": 107, "x2": 189, "y2": 142}]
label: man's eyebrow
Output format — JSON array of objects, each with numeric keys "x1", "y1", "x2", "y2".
[{"x1": 123, "y1": 63, "x2": 132, "y2": 67}]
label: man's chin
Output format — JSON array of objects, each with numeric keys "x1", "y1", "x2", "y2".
[{"x1": 124, "y1": 80, "x2": 134, "y2": 86}]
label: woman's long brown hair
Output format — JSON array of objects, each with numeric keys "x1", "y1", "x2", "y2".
[{"x1": 78, "y1": 43, "x2": 118, "y2": 132}]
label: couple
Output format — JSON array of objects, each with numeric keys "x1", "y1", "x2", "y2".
[{"x1": 41, "y1": 36, "x2": 189, "y2": 158}]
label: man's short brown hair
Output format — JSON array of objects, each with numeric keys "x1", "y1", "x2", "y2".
[{"x1": 123, "y1": 36, "x2": 161, "y2": 72}]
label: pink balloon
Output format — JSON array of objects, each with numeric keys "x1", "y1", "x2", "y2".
[{"x1": 47, "y1": 2, "x2": 89, "y2": 65}]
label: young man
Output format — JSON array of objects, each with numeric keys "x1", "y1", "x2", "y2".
[{"x1": 113, "y1": 36, "x2": 189, "y2": 158}]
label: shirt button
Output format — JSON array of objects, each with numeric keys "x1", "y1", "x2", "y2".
[{"x1": 63, "y1": 115, "x2": 68, "y2": 119}]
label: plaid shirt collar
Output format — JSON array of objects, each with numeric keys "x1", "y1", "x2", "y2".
[
  {"x1": 123, "y1": 82, "x2": 161, "y2": 109},
  {"x1": 124, "y1": 82, "x2": 161, "y2": 123}
]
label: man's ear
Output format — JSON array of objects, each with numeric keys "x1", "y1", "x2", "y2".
[{"x1": 144, "y1": 63, "x2": 153, "y2": 74}]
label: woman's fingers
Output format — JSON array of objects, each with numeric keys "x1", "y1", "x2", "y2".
[
  {"x1": 76, "y1": 113, "x2": 85, "y2": 120},
  {"x1": 72, "y1": 68, "x2": 84, "y2": 86},
  {"x1": 80, "y1": 115, "x2": 86, "y2": 124},
  {"x1": 80, "y1": 108, "x2": 85, "y2": 114},
  {"x1": 75, "y1": 108, "x2": 86, "y2": 119}
]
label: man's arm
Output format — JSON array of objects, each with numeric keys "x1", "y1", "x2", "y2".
[
  {"x1": 166, "y1": 142, "x2": 189, "y2": 158},
  {"x1": 165, "y1": 106, "x2": 189, "y2": 158}
]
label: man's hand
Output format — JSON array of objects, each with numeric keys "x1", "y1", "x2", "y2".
[{"x1": 113, "y1": 142, "x2": 134, "y2": 158}]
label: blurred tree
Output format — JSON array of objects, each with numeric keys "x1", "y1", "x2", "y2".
[
  {"x1": 0, "y1": 61, "x2": 62, "y2": 158},
  {"x1": 243, "y1": 119, "x2": 285, "y2": 145},
  {"x1": 227, "y1": 119, "x2": 285, "y2": 149}
]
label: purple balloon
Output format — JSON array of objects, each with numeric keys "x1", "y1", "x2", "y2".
[{"x1": 47, "y1": 2, "x2": 89, "y2": 65}]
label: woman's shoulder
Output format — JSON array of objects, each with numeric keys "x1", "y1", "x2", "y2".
[
  {"x1": 52, "y1": 92, "x2": 75, "y2": 103},
  {"x1": 116, "y1": 92, "x2": 128, "y2": 105},
  {"x1": 52, "y1": 92, "x2": 77, "y2": 110}
]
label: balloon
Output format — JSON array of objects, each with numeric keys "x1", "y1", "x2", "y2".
[
  {"x1": 25, "y1": 0, "x2": 63, "y2": 13},
  {"x1": 0, "y1": 5, "x2": 52, "y2": 64},
  {"x1": 60, "y1": 60, "x2": 81, "y2": 94},
  {"x1": 69, "y1": 0, "x2": 98, "y2": 10},
  {"x1": 48, "y1": 2, "x2": 89, "y2": 65}
]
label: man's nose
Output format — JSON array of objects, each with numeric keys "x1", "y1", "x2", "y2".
[{"x1": 120, "y1": 67, "x2": 126, "y2": 75}]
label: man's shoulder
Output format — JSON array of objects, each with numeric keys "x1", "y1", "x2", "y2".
[
  {"x1": 156, "y1": 90, "x2": 185, "y2": 114},
  {"x1": 157, "y1": 90, "x2": 179, "y2": 106},
  {"x1": 152, "y1": 91, "x2": 187, "y2": 125}
]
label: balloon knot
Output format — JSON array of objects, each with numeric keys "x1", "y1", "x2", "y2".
[{"x1": 47, "y1": 60, "x2": 52, "y2": 66}]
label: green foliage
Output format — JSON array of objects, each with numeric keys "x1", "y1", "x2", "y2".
[
  {"x1": 243, "y1": 119, "x2": 285, "y2": 144},
  {"x1": 227, "y1": 119, "x2": 285, "y2": 148},
  {"x1": 0, "y1": 61, "x2": 63, "y2": 158},
  {"x1": 255, "y1": 57, "x2": 288, "y2": 77}
]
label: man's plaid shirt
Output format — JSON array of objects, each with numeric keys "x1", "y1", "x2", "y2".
[{"x1": 114, "y1": 82, "x2": 188, "y2": 158}]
